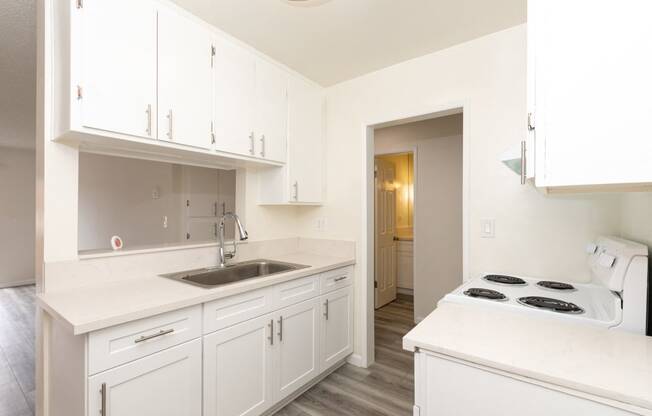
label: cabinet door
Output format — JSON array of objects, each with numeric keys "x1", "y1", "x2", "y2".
[
  {"x1": 80, "y1": 0, "x2": 157, "y2": 139},
  {"x1": 255, "y1": 59, "x2": 288, "y2": 163},
  {"x1": 88, "y1": 340, "x2": 201, "y2": 416},
  {"x1": 275, "y1": 299, "x2": 320, "y2": 401},
  {"x1": 158, "y1": 9, "x2": 213, "y2": 149},
  {"x1": 531, "y1": 0, "x2": 652, "y2": 187},
  {"x1": 204, "y1": 314, "x2": 275, "y2": 416},
  {"x1": 214, "y1": 38, "x2": 256, "y2": 157},
  {"x1": 287, "y1": 77, "x2": 323, "y2": 203},
  {"x1": 320, "y1": 286, "x2": 354, "y2": 370}
]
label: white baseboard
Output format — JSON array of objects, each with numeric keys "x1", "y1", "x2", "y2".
[
  {"x1": 0, "y1": 279, "x2": 35, "y2": 289},
  {"x1": 346, "y1": 353, "x2": 365, "y2": 368},
  {"x1": 397, "y1": 287, "x2": 414, "y2": 296}
]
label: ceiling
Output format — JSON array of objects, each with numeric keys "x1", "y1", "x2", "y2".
[
  {"x1": 172, "y1": 0, "x2": 526, "y2": 86},
  {"x1": 0, "y1": 0, "x2": 36, "y2": 150}
]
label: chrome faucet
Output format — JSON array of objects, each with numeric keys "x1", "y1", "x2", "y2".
[{"x1": 218, "y1": 212, "x2": 249, "y2": 267}]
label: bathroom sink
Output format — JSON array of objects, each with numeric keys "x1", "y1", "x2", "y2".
[{"x1": 160, "y1": 259, "x2": 309, "y2": 288}]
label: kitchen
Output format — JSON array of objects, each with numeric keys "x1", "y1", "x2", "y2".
[{"x1": 0, "y1": 0, "x2": 650, "y2": 415}]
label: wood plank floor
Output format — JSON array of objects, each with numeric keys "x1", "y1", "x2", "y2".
[
  {"x1": 276, "y1": 295, "x2": 416, "y2": 416},
  {"x1": 0, "y1": 285, "x2": 36, "y2": 416}
]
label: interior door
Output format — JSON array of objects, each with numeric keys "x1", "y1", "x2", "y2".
[
  {"x1": 275, "y1": 299, "x2": 320, "y2": 401},
  {"x1": 287, "y1": 77, "x2": 323, "y2": 203},
  {"x1": 80, "y1": 0, "x2": 157, "y2": 139},
  {"x1": 375, "y1": 158, "x2": 397, "y2": 308},
  {"x1": 203, "y1": 314, "x2": 274, "y2": 416},
  {"x1": 88, "y1": 340, "x2": 201, "y2": 416},
  {"x1": 255, "y1": 59, "x2": 288, "y2": 163},
  {"x1": 214, "y1": 38, "x2": 256, "y2": 157},
  {"x1": 158, "y1": 8, "x2": 213, "y2": 149},
  {"x1": 320, "y1": 287, "x2": 354, "y2": 370}
]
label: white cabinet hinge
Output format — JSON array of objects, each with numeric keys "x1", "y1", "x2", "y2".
[
  {"x1": 528, "y1": 112, "x2": 536, "y2": 131},
  {"x1": 76, "y1": 85, "x2": 83, "y2": 100},
  {"x1": 211, "y1": 45, "x2": 216, "y2": 68},
  {"x1": 76, "y1": 0, "x2": 83, "y2": 9}
]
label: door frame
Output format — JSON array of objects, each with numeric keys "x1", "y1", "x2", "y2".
[
  {"x1": 374, "y1": 147, "x2": 418, "y2": 310},
  {"x1": 361, "y1": 103, "x2": 469, "y2": 367}
]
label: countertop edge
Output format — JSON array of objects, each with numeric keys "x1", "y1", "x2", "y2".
[
  {"x1": 38, "y1": 257, "x2": 355, "y2": 336},
  {"x1": 403, "y1": 304, "x2": 652, "y2": 413}
]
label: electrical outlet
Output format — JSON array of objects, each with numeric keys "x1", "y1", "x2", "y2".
[{"x1": 480, "y1": 219, "x2": 495, "y2": 238}]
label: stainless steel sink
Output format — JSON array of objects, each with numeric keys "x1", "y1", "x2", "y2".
[{"x1": 160, "y1": 259, "x2": 309, "y2": 288}]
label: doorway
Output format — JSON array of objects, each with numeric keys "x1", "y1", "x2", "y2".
[{"x1": 368, "y1": 108, "x2": 465, "y2": 367}]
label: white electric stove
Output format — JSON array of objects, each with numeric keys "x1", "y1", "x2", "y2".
[{"x1": 440, "y1": 236, "x2": 649, "y2": 334}]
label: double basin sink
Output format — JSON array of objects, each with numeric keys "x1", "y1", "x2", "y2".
[{"x1": 161, "y1": 259, "x2": 310, "y2": 288}]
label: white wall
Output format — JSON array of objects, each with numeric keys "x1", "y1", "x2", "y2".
[
  {"x1": 620, "y1": 193, "x2": 652, "y2": 249},
  {"x1": 376, "y1": 115, "x2": 464, "y2": 321},
  {"x1": 0, "y1": 147, "x2": 35, "y2": 287},
  {"x1": 297, "y1": 24, "x2": 623, "y2": 363}
]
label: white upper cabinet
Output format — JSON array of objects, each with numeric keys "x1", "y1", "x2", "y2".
[
  {"x1": 257, "y1": 77, "x2": 324, "y2": 205},
  {"x1": 158, "y1": 9, "x2": 213, "y2": 149},
  {"x1": 529, "y1": 0, "x2": 652, "y2": 189},
  {"x1": 214, "y1": 37, "x2": 256, "y2": 157},
  {"x1": 57, "y1": 0, "x2": 316, "y2": 170},
  {"x1": 79, "y1": 0, "x2": 157, "y2": 139},
  {"x1": 287, "y1": 77, "x2": 324, "y2": 203},
  {"x1": 254, "y1": 59, "x2": 288, "y2": 163}
]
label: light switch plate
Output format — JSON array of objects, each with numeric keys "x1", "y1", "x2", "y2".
[{"x1": 480, "y1": 219, "x2": 495, "y2": 238}]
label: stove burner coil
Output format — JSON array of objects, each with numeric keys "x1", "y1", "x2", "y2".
[
  {"x1": 483, "y1": 275, "x2": 527, "y2": 286},
  {"x1": 537, "y1": 281, "x2": 576, "y2": 291},
  {"x1": 517, "y1": 296, "x2": 584, "y2": 314},
  {"x1": 463, "y1": 288, "x2": 508, "y2": 301}
]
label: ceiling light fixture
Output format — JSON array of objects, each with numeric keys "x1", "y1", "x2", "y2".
[{"x1": 283, "y1": 0, "x2": 333, "y2": 7}]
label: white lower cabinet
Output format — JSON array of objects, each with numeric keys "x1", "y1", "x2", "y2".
[
  {"x1": 203, "y1": 313, "x2": 275, "y2": 416},
  {"x1": 50, "y1": 267, "x2": 354, "y2": 416},
  {"x1": 275, "y1": 298, "x2": 320, "y2": 401},
  {"x1": 88, "y1": 339, "x2": 202, "y2": 416},
  {"x1": 320, "y1": 286, "x2": 354, "y2": 369}
]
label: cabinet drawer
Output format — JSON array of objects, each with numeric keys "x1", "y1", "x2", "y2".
[
  {"x1": 88, "y1": 305, "x2": 202, "y2": 375},
  {"x1": 203, "y1": 287, "x2": 274, "y2": 334},
  {"x1": 272, "y1": 275, "x2": 321, "y2": 310},
  {"x1": 320, "y1": 266, "x2": 353, "y2": 294}
]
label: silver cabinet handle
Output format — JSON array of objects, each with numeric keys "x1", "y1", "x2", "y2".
[
  {"x1": 334, "y1": 276, "x2": 347, "y2": 282},
  {"x1": 292, "y1": 181, "x2": 299, "y2": 201},
  {"x1": 277, "y1": 316, "x2": 283, "y2": 342},
  {"x1": 249, "y1": 132, "x2": 255, "y2": 155},
  {"x1": 324, "y1": 299, "x2": 329, "y2": 320},
  {"x1": 167, "y1": 109, "x2": 173, "y2": 140},
  {"x1": 145, "y1": 104, "x2": 152, "y2": 136},
  {"x1": 260, "y1": 135, "x2": 266, "y2": 158},
  {"x1": 268, "y1": 319, "x2": 274, "y2": 345},
  {"x1": 100, "y1": 383, "x2": 107, "y2": 416},
  {"x1": 520, "y1": 140, "x2": 526, "y2": 185},
  {"x1": 134, "y1": 328, "x2": 174, "y2": 344}
]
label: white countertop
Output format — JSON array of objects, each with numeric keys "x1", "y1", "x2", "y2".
[
  {"x1": 38, "y1": 252, "x2": 354, "y2": 335},
  {"x1": 404, "y1": 302, "x2": 652, "y2": 412}
]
